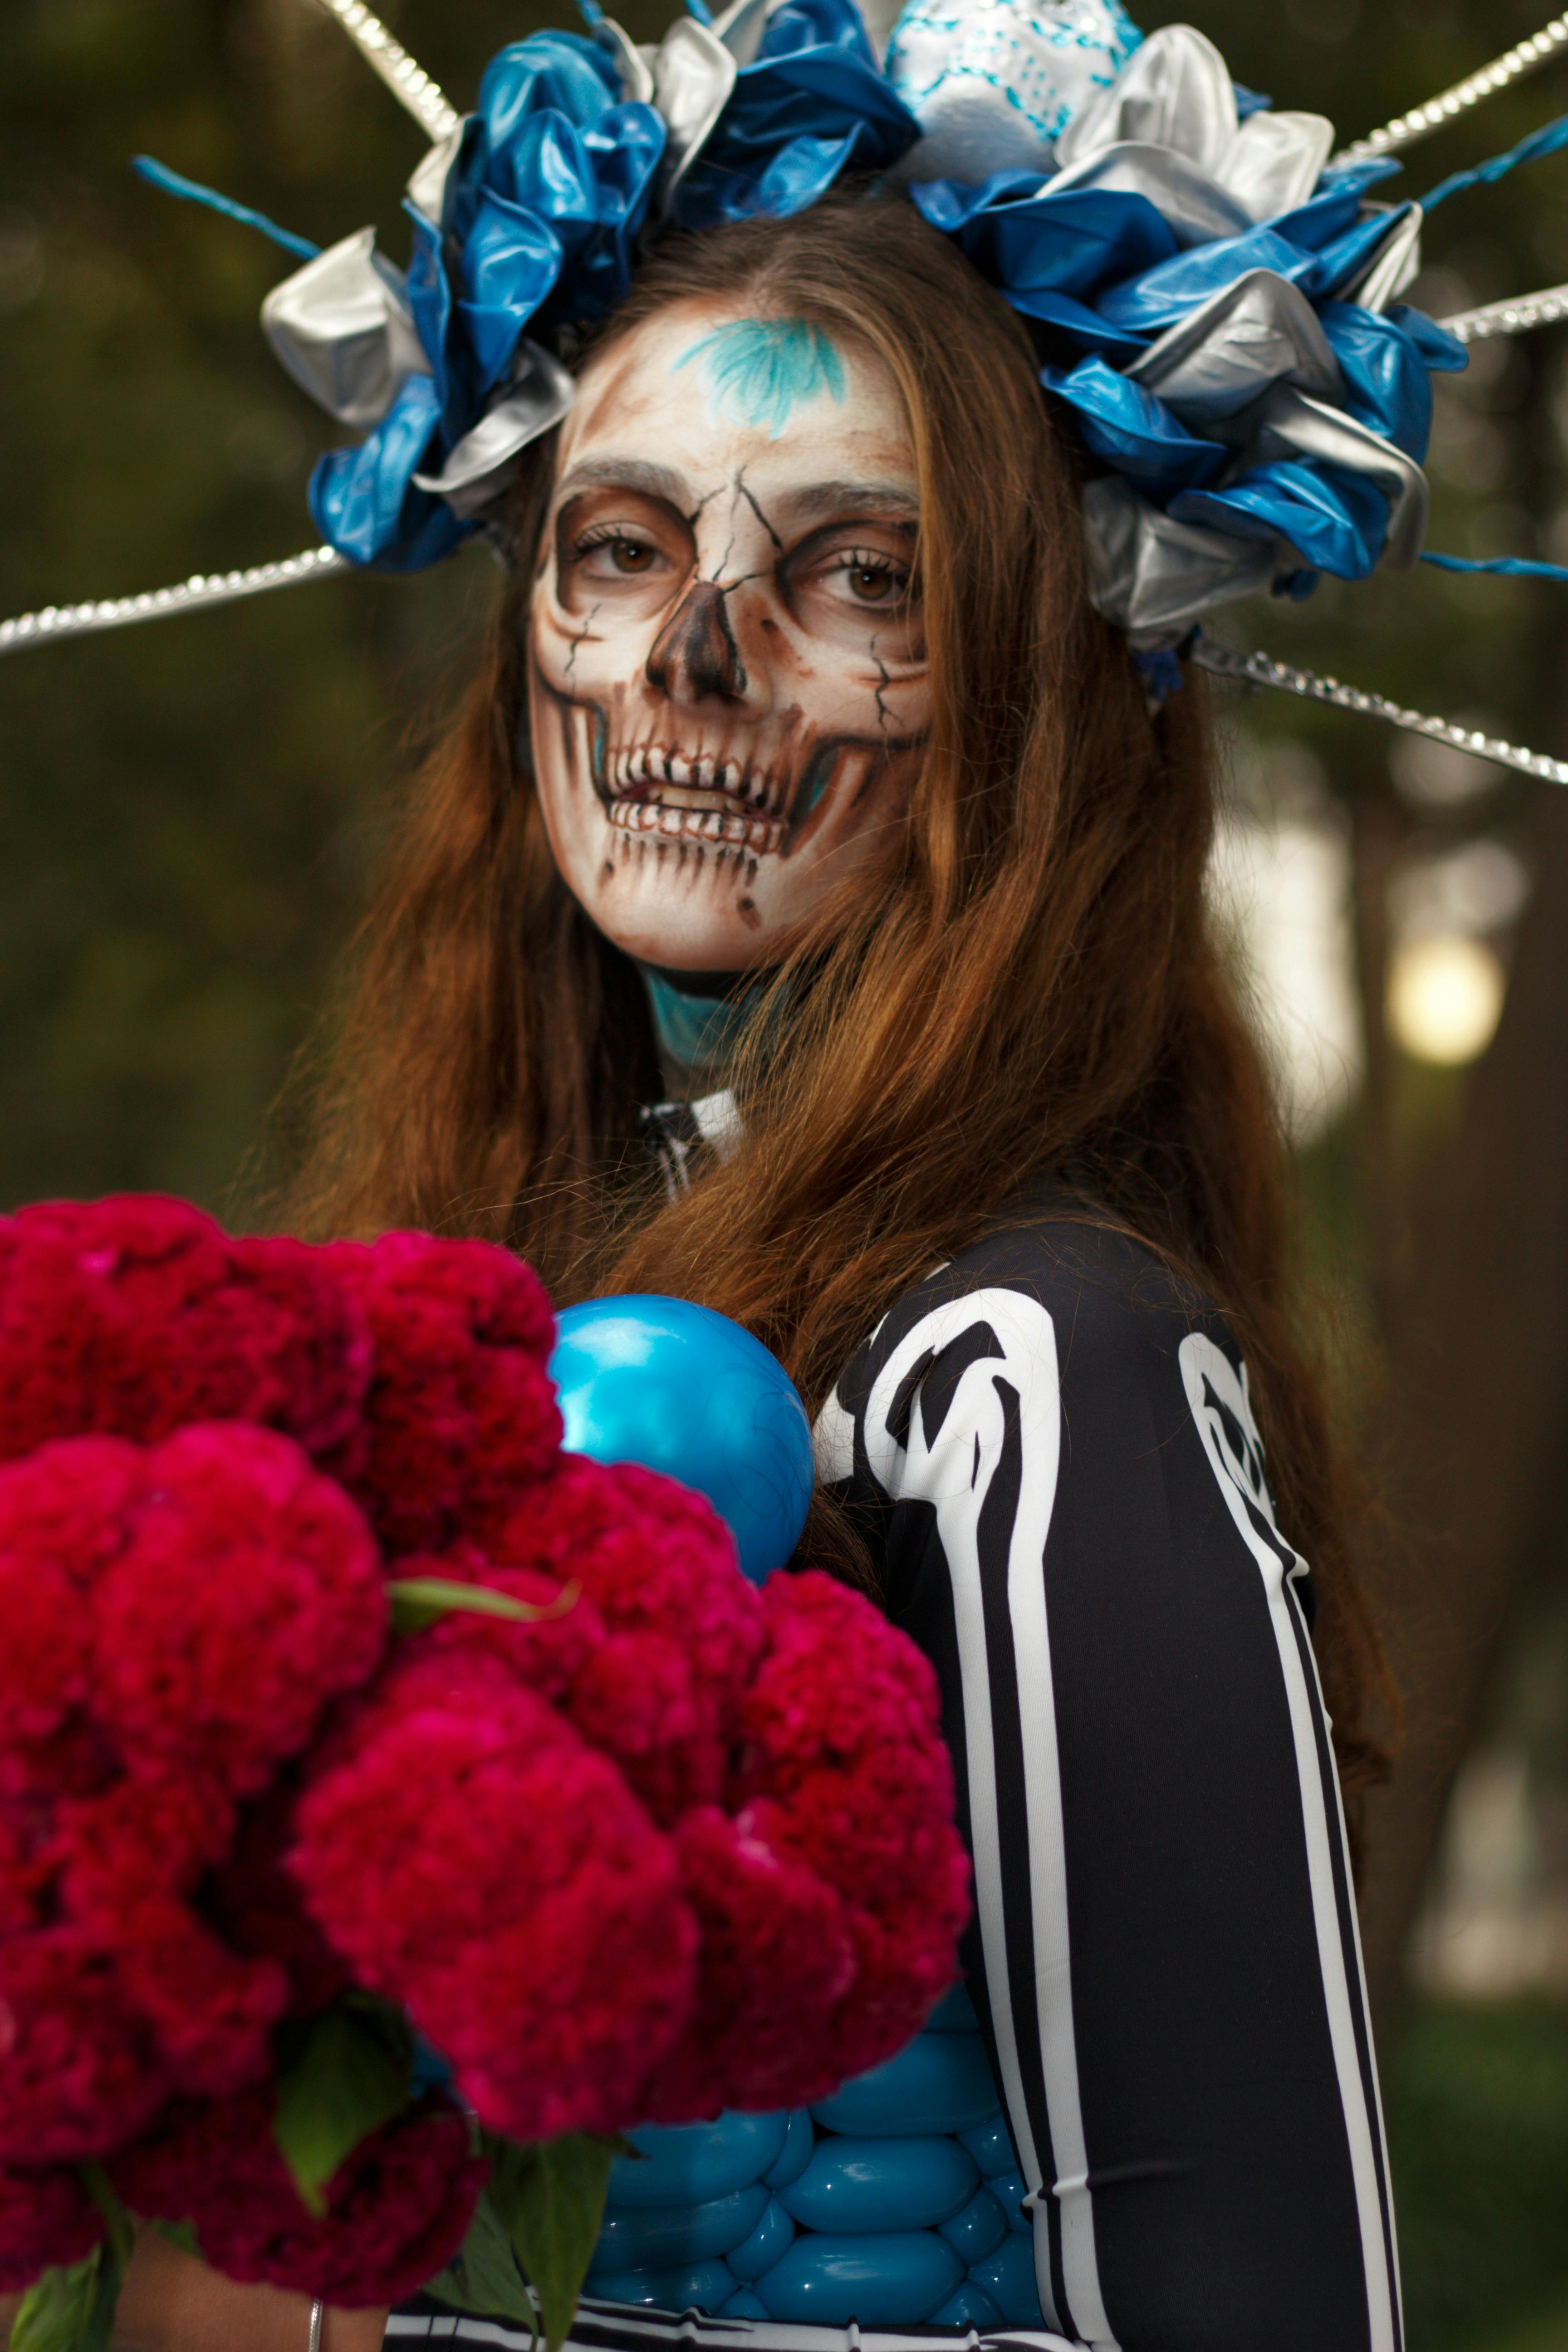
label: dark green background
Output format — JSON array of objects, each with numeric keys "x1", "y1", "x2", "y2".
[{"x1": 3, "y1": 2, "x2": 1568, "y2": 2343}]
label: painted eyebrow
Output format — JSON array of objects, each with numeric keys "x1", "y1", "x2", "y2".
[
  {"x1": 777, "y1": 480, "x2": 920, "y2": 529},
  {"x1": 552, "y1": 457, "x2": 691, "y2": 508}
]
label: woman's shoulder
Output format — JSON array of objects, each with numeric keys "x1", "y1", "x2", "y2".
[{"x1": 830, "y1": 1211, "x2": 1235, "y2": 1426}]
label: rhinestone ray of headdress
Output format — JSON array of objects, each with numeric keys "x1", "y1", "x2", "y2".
[
  {"x1": 1190, "y1": 640, "x2": 1568, "y2": 788},
  {"x1": 1441, "y1": 282, "x2": 1568, "y2": 342},
  {"x1": 305, "y1": 0, "x2": 459, "y2": 142},
  {"x1": 1333, "y1": 12, "x2": 1568, "y2": 165},
  {"x1": 0, "y1": 549, "x2": 350, "y2": 657}
]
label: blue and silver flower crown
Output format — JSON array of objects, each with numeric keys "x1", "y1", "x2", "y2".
[{"x1": 9, "y1": 0, "x2": 1568, "y2": 780}]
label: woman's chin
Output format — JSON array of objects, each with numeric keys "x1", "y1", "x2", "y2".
[{"x1": 578, "y1": 848, "x2": 779, "y2": 974}]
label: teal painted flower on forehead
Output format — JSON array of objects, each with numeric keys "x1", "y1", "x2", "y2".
[{"x1": 675, "y1": 318, "x2": 848, "y2": 439}]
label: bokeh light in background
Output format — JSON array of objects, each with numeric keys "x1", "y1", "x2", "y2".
[
  {"x1": 1389, "y1": 934, "x2": 1507, "y2": 1063},
  {"x1": 1210, "y1": 734, "x2": 1362, "y2": 1139}
]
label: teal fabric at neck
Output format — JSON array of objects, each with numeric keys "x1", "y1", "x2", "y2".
[{"x1": 639, "y1": 968, "x2": 768, "y2": 1088}]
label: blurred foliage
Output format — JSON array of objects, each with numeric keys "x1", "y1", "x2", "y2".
[
  {"x1": 1386, "y1": 2002, "x2": 1568, "y2": 2352},
  {"x1": 5, "y1": 4, "x2": 1568, "y2": 2336}
]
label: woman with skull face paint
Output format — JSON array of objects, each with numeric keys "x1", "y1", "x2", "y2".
[{"x1": 280, "y1": 193, "x2": 1401, "y2": 2352}]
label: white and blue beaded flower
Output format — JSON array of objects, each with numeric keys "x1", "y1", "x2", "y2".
[{"x1": 886, "y1": 0, "x2": 1141, "y2": 181}]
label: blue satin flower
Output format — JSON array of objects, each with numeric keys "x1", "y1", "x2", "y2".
[
  {"x1": 1318, "y1": 300, "x2": 1433, "y2": 459},
  {"x1": 309, "y1": 373, "x2": 470, "y2": 571},
  {"x1": 1172, "y1": 457, "x2": 1392, "y2": 580},
  {"x1": 675, "y1": 0, "x2": 919, "y2": 227},
  {"x1": 1042, "y1": 357, "x2": 1225, "y2": 493},
  {"x1": 915, "y1": 178, "x2": 1176, "y2": 354}
]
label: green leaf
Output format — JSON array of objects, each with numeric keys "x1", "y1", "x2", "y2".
[
  {"x1": 10, "y1": 2254, "x2": 101, "y2": 2352},
  {"x1": 423, "y1": 2185, "x2": 539, "y2": 2334},
  {"x1": 272, "y1": 2005, "x2": 412, "y2": 2219},
  {"x1": 149, "y1": 2220, "x2": 201, "y2": 2259},
  {"x1": 486, "y1": 2134, "x2": 622, "y2": 2352},
  {"x1": 9, "y1": 2236, "x2": 124, "y2": 2352},
  {"x1": 387, "y1": 1577, "x2": 580, "y2": 1637}
]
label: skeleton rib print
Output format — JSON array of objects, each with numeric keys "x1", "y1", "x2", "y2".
[{"x1": 817, "y1": 1218, "x2": 1402, "y2": 2352}]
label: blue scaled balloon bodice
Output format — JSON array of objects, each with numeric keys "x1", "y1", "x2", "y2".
[{"x1": 587, "y1": 1984, "x2": 1043, "y2": 2328}]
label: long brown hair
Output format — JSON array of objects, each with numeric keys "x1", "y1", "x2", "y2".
[{"x1": 291, "y1": 191, "x2": 1392, "y2": 1803}]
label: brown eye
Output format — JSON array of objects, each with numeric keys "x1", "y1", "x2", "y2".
[
  {"x1": 849, "y1": 564, "x2": 896, "y2": 601},
  {"x1": 610, "y1": 539, "x2": 655, "y2": 573}
]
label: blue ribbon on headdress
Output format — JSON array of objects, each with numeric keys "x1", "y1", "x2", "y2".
[{"x1": 673, "y1": 0, "x2": 919, "y2": 226}]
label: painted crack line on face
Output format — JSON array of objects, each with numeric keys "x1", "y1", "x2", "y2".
[
  {"x1": 869, "y1": 636, "x2": 894, "y2": 736},
  {"x1": 734, "y1": 471, "x2": 784, "y2": 552},
  {"x1": 564, "y1": 602, "x2": 603, "y2": 683}
]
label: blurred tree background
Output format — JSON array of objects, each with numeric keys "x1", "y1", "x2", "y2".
[{"x1": 3, "y1": 0, "x2": 1568, "y2": 2343}]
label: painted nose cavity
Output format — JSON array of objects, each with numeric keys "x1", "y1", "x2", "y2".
[{"x1": 647, "y1": 580, "x2": 747, "y2": 703}]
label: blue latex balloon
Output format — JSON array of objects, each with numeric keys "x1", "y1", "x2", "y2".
[
  {"x1": 763, "y1": 2108, "x2": 815, "y2": 2187},
  {"x1": 939, "y1": 2185, "x2": 1009, "y2": 2265},
  {"x1": 956, "y1": 2112, "x2": 1015, "y2": 2178},
  {"x1": 594, "y1": 2184, "x2": 768, "y2": 2271},
  {"x1": 585, "y1": 2258, "x2": 737, "y2": 2312},
  {"x1": 778, "y1": 2136, "x2": 978, "y2": 2233},
  {"x1": 932, "y1": 2281, "x2": 1004, "y2": 2328},
  {"x1": 727, "y1": 2196, "x2": 796, "y2": 2281},
  {"x1": 753, "y1": 2229, "x2": 963, "y2": 2324},
  {"x1": 608, "y1": 2112, "x2": 789, "y2": 2208},
  {"x1": 967, "y1": 2230, "x2": 1044, "y2": 2324},
  {"x1": 549, "y1": 1296, "x2": 813, "y2": 1585},
  {"x1": 810, "y1": 2030, "x2": 1000, "y2": 2138}
]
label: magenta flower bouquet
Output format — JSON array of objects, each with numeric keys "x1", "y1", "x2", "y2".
[{"x1": 0, "y1": 1198, "x2": 969, "y2": 2347}]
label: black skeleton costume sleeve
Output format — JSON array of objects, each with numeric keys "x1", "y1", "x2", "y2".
[{"x1": 813, "y1": 1219, "x2": 1402, "y2": 2352}]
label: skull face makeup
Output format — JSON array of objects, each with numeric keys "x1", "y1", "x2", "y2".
[{"x1": 528, "y1": 301, "x2": 931, "y2": 974}]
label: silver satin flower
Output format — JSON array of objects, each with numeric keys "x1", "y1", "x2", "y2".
[
  {"x1": 261, "y1": 228, "x2": 427, "y2": 431},
  {"x1": 1037, "y1": 24, "x2": 1427, "y2": 645}
]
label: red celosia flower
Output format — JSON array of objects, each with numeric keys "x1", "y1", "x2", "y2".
[
  {"x1": 89, "y1": 1423, "x2": 386, "y2": 1796},
  {"x1": 565, "y1": 1631, "x2": 724, "y2": 1826},
  {"x1": 110, "y1": 2087, "x2": 486, "y2": 2308},
  {"x1": 0, "y1": 1186, "x2": 973, "y2": 2280},
  {"x1": 0, "y1": 2162, "x2": 104, "y2": 2292},
  {"x1": 401, "y1": 1545, "x2": 608, "y2": 1706},
  {"x1": 114, "y1": 1898, "x2": 287, "y2": 2099},
  {"x1": 289, "y1": 1653, "x2": 698, "y2": 2141},
  {"x1": 0, "y1": 1198, "x2": 371, "y2": 1463},
  {"x1": 728, "y1": 1573, "x2": 972, "y2": 2087},
  {"x1": 321, "y1": 1234, "x2": 560, "y2": 1553},
  {"x1": 55, "y1": 1770, "x2": 235, "y2": 1936},
  {"x1": 205, "y1": 1780, "x2": 350, "y2": 2021},
  {"x1": 0, "y1": 1554, "x2": 84, "y2": 1751},
  {"x1": 0, "y1": 1931, "x2": 167, "y2": 2166},
  {"x1": 488, "y1": 1455, "x2": 764, "y2": 1737},
  {"x1": 636, "y1": 1804, "x2": 856, "y2": 2124},
  {"x1": 735, "y1": 1568, "x2": 944, "y2": 1787}
]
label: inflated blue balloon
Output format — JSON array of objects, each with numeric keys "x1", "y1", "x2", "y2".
[{"x1": 549, "y1": 1295, "x2": 814, "y2": 1585}]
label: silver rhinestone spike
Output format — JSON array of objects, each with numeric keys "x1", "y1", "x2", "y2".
[
  {"x1": 1190, "y1": 639, "x2": 1568, "y2": 786},
  {"x1": 304, "y1": 0, "x2": 460, "y2": 143},
  {"x1": 1333, "y1": 12, "x2": 1568, "y2": 165},
  {"x1": 1438, "y1": 280, "x2": 1568, "y2": 340},
  {"x1": 0, "y1": 546, "x2": 353, "y2": 658}
]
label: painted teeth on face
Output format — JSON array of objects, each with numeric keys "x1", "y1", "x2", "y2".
[
  {"x1": 608, "y1": 799, "x2": 784, "y2": 854},
  {"x1": 609, "y1": 745, "x2": 786, "y2": 814}
]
